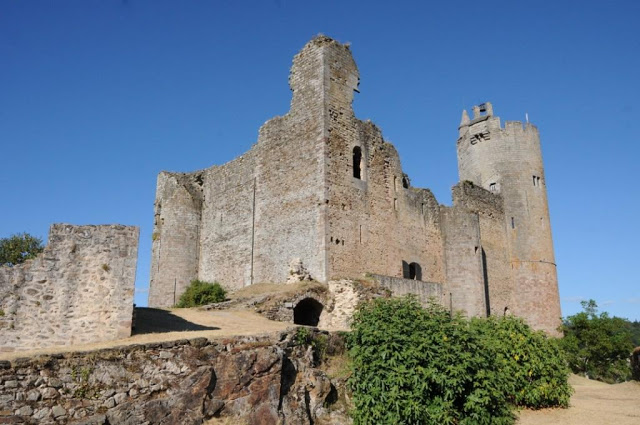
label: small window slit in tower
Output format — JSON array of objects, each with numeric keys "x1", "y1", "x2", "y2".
[
  {"x1": 511, "y1": 217, "x2": 515, "y2": 229},
  {"x1": 353, "y1": 147, "x2": 362, "y2": 179}
]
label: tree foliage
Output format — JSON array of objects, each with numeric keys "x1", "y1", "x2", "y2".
[
  {"x1": 0, "y1": 233, "x2": 44, "y2": 266},
  {"x1": 469, "y1": 316, "x2": 571, "y2": 408},
  {"x1": 626, "y1": 320, "x2": 640, "y2": 347},
  {"x1": 175, "y1": 280, "x2": 227, "y2": 307},
  {"x1": 559, "y1": 300, "x2": 634, "y2": 383},
  {"x1": 347, "y1": 296, "x2": 570, "y2": 425}
]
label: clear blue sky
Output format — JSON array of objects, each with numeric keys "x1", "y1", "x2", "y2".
[{"x1": 2, "y1": 1, "x2": 638, "y2": 320}]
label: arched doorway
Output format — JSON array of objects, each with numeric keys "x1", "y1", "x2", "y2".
[{"x1": 293, "y1": 298, "x2": 324, "y2": 326}]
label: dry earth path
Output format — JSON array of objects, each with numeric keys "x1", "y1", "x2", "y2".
[
  {"x1": 0, "y1": 307, "x2": 290, "y2": 361},
  {"x1": 517, "y1": 374, "x2": 640, "y2": 425}
]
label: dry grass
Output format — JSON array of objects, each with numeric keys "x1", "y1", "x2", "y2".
[
  {"x1": 229, "y1": 281, "x2": 326, "y2": 300},
  {"x1": 324, "y1": 352, "x2": 351, "y2": 380},
  {"x1": 204, "y1": 417, "x2": 249, "y2": 425},
  {"x1": 517, "y1": 374, "x2": 640, "y2": 425}
]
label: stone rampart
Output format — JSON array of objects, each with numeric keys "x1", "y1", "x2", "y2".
[{"x1": 0, "y1": 224, "x2": 138, "y2": 353}]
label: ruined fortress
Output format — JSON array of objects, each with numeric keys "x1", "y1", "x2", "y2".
[{"x1": 149, "y1": 36, "x2": 562, "y2": 335}]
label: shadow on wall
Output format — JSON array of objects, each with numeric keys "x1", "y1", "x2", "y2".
[{"x1": 132, "y1": 308, "x2": 218, "y2": 335}]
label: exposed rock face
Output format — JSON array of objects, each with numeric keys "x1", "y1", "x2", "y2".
[{"x1": 0, "y1": 330, "x2": 350, "y2": 424}]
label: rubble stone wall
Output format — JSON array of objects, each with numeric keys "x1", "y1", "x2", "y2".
[
  {"x1": 0, "y1": 224, "x2": 138, "y2": 353},
  {"x1": 0, "y1": 330, "x2": 347, "y2": 425}
]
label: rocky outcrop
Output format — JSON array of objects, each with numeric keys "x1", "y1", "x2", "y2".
[{"x1": 0, "y1": 329, "x2": 350, "y2": 424}]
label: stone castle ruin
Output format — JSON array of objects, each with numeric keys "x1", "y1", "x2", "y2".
[{"x1": 149, "y1": 36, "x2": 562, "y2": 335}]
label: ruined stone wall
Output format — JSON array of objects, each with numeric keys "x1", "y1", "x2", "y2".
[
  {"x1": 322, "y1": 38, "x2": 446, "y2": 285},
  {"x1": 198, "y1": 153, "x2": 257, "y2": 289},
  {"x1": 149, "y1": 37, "x2": 334, "y2": 306},
  {"x1": 0, "y1": 224, "x2": 138, "y2": 353},
  {"x1": 370, "y1": 274, "x2": 443, "y2": 307},
  {"x1": 149, "y1": 173, "x2": 202, "y2": 307},
  {"x1": 457, "y1": 105, "x2": 561, "y2": 334},
  {"x1": 452, "y1": 181, "x2": 512, "y2": 317},
  {"x1": 0, "y1": 330, "x2": 348, "y2": 425},
  {"x1": 440, "y1": 207, "x2": 486, "y2": 317}
]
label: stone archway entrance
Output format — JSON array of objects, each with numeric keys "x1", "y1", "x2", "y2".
[{"x1": 293, "y1": 298, "x2": 324, "y2": 326}]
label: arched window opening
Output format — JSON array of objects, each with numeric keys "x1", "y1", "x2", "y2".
[
  {"x1": 293, "y1": 298, "x2": 324, "y2": 326},
  {"x1": 352, "y1": 146, "x2": 362, "y2": 179},
  {"x1": 409, "y1": 262, "x2": 422, "y2": 280},
  {"x1": 402, "y1": 176, "x2": 409, "y2": 189},
  {"x1": 402, "y1": 261, "x2": 422, "y2": 280}
]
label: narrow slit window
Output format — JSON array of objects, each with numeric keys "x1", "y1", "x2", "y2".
[
  {"x1": 359, "y1": 225, "x2": 363, "y2": 244},
  {"x1": 353, "y1": 146, "x2": 362, "y2": 179},
  {"x1": 511, "y1": 217, "x2": 515, "y2": 229},
  {"x1": 394, "y1": 198, "x2": 398, "y2": 210}
]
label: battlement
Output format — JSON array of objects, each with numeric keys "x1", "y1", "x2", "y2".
[{"x1": 459, "y1": 102, "x2": 539, "y2": 142}]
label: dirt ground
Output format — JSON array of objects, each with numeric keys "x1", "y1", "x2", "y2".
[
  {"x1": 0, "y1": 307, "x2": 290, "y2": 361},
  {"x1": 517, "y1": 374, "x2": 640, "y2": 424}
]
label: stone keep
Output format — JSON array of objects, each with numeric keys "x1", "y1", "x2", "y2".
[{"x1": 149, "y1": 36, "x2": 562, "y2": 335}]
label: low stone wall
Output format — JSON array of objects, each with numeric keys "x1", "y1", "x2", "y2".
[
  {"x1": 370, "y1": 274, "x2": 443, "y2": 307},
  {"x1": 0, "y1": 224, "x2": 139, "y2": 353},
  {"x1": 0, "y1": 330, "x2": 348, "y2": 424}
]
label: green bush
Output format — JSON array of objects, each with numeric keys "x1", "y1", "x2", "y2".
[
  {"x1": 347, "y1": 296, "x2": 571, "y2": 425},
  {"x1": 470, "y1": 316, "x2": 572, "y2": 408},
  {"x1": 175, "y1": 280, "x2": 226, "y2": 307},
  {"x1": 559, "y1": 300, "x2": 634, "y2": 383}
]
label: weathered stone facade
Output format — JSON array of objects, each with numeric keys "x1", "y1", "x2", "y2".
[
  {"x1": 0, "y1": 224, "x2": 139, "y2": 352},
  {"x1": 149, "y1": 36, "x2": 561, "y2": 335}
]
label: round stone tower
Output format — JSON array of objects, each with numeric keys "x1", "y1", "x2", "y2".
[{"x1": 456, "y1": 102, "x2": 561, "y2": 335}]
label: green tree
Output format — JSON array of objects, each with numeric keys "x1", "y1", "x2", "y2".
[
  {"x1": 560, "y1": 300, "x2": 634, "y2": 383},
  {"x1": 175, "y1": 279, "x2": 226, "y2": 307},
  {"x1": 0, "y1": 233, "x2": 44, "y2": 266},
  {"x1": 626, "y1": 320, "x2": 640, "y2": 347}
]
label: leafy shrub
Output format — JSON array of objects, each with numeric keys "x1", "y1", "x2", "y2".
[
  {"x1": 347, "y1": 296, "x2": 571, "y2": 425},
  {"x1": 470, "y1": 316, "x2": 572, "y2": 408},
  {"x1": 175, "y1": 280, "x2": 226, "y2": 307},
  {"x1": 559, "y1": 300, "x2": 634, "y2": 383},
  {"x1": 294, "y1": 326, "x2": 329, "y2": 365}
]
